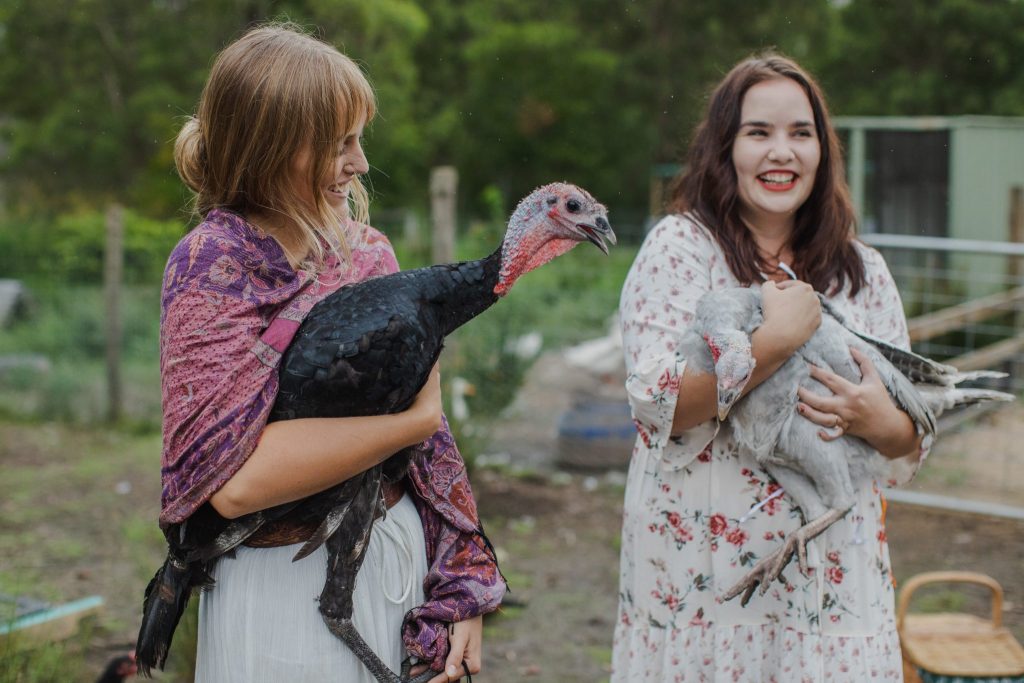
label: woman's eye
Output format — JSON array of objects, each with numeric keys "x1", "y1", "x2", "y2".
[{"x1": 337, "y1": 137, "x2": 359, "y2": 154}]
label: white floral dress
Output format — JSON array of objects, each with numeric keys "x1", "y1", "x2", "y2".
[{"x1": 612, "y1": 215, "x2": 928, "y2": 683}]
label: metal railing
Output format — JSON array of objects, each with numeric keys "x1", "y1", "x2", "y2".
[
  {"x1": 861, "y1": 233, "x2": 1024, "y2": 511},
  {"x1": 861, "y1": 232, "x2": 1024, "y2": 394}
]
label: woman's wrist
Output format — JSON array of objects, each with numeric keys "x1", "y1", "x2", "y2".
[
  {"x1": 406, "y1": 401, "x2": 442, "y2": 446},
  {"x1": 862, "y1": 407, "x2": 921, "y2": 459},
  {"x1": 752, "y1": 321, "x2": 799, "y2": 366}
]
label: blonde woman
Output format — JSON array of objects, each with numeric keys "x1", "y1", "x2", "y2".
[{"x1": 158, "y1": 25, "x2": 501, "y2": 683}]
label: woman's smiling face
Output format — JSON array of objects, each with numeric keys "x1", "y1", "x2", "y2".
[
  {"x1": 731, "y1": 77, "x2": 821, "y2": 233},
  {"x1": 291, "y1": 113, "x2": 369, "y2": 217}
]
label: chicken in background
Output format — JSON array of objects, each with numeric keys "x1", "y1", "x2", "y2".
[{"x1": 94, "y1": 651, "x2": 136, "y2": 683}]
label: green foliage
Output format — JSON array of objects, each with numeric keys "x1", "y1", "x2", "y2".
[
  {"x1": 3, "y1": 0, "x2": 1023, "y2": 228},
  {"x1": 0, "y1": 211, "x2": 185, "y2": 284},
  {"x1": 0, "y1": 285, "x2": 161, "y2": 426},
  {"x1": 0, "y1": 636, "x2": 88, "y2": 683},
  {"x1": 819, "y1": 0, "x2": 1024, "y2": 116}
]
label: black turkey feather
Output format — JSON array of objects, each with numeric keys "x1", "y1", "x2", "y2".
[{"x1": 137, "y1": 183, "x2": 613, "y2": 682}]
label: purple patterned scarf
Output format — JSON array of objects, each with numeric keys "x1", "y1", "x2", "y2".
[{"x1": 159, "y1": 208, "x2": 504, "y2": 667}]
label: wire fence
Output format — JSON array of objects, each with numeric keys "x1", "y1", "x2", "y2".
[
  {"x1": 860, "y1": 234, "x2": 1024, "y2": 511},
  {"x1": 862, "y1": 233, "x2": 1024, "y2": 395}
]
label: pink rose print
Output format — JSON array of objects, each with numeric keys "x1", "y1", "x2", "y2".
[
  {"x1": 657, "y1": 368, "x2": 680, "y2": 394},
  {"x1": 725, "y1": 527, "x2": 748, "y2": 546},
  {"x1": 709, "y1": 514, "x2": 728, "y2": 536},
  {"x1": 826, "y1": 566, "x2": 844, "y2": 584}
]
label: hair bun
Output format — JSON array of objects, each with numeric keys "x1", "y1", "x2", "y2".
[{"x1": 174, "y1": 116, "x2": 207, "y2": 194}]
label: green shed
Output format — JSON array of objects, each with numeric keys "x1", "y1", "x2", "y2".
[{"x1": 836, "y1": 116, "x2": 1024, "y2": 242}]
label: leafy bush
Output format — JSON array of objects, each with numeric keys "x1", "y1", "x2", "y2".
[{"x1": 0, "y1": 210, "x2": 186, "y2": 285}]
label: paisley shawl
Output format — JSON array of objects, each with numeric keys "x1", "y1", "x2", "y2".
[{"x1": 159, "y1": 208, "x2": 504, "y2": 668}]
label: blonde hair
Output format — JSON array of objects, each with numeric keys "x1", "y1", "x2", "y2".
[{"x1": 175, "y1": 23, "x2": 376, "y2": 268}]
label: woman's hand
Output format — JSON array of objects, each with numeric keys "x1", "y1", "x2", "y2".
[
  {"x1": 407, "y1": 362, "x2": 444, "y2": 443},
  {"x1": 797, "y1": 347, "x2": 921, "y2": 459},
  {"x1": 410, "y1": 616, "x2": 483, "y2": 682},
  {"x1": 757, "y1": 280, "x2": 821, "y2": 360}
]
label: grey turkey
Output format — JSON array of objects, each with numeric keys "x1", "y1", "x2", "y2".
[
  {"x1": 136, "y1": 183, "x2": 614, "y2": 682},
  {"x1": 677, "y1": 284, "x2": 1013, "y2": 606}
]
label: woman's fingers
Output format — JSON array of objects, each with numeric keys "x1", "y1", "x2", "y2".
[
  {"x1": 427, "y1": 617, "x2": 483, "y2": 682},
  {"x1": 797, "y1": 400, "x2": 846, "y2": 441},
  {"x1": 850, "y1": 346, "x2": 880, "y2": 380},
  {"x1": 796, "y1": 382, "x2": 841, "y2": 414},
  {"x1": 806, "y1": 363, "x2": 855, "y2": 394}
]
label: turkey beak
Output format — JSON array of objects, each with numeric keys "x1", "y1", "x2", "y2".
[
  {"x1": 717, "y1": 391, "x2": 738, "y2": 421},
  {"x1": 577, "y1": 215, "x2": 616, "y2": 254}
]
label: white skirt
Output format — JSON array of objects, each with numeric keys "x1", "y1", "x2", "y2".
[{"x1": 196, "y1": 494, "x2": 428, "y2": 683}]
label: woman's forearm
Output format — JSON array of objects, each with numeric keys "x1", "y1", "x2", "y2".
[
  {"x1": 210, "y1": 410, "x2": 437, "y2": 519},
  {"x1": 861, "y1": 404, "x2": 924, "y2": 460}
]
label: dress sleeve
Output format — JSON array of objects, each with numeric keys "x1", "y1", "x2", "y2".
[
  {"x1": 620, "y1": 216, "x2": 720, "y2": 471},
  {"x1": 859, "y1": 245, "x2": 930, "y2": 485}
]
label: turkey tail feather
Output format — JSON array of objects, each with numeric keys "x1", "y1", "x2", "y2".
[
  {"x1": 135, "y1": 554, "x2": 206, "y2": 677},
  {"x1": 949, "y1": 370, "x2": 1008, "y2": 384},
  {"x1": 292, "y1": 470, "x2": 376, "y2": 562},
  {"x1": 954, "y1": 388, "x2": 1016, "y2": 406}
]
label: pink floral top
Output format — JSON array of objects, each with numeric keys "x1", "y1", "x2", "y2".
[{"x1": 612, "y1": 214, "x2": 925, "y2": 682}]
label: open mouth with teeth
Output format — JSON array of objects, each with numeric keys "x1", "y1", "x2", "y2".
[
  {"x1": 757, "y1": 172, "x2": 798, "y2": 191},
  {"x1": 575, "y1": 219, "x2": 617, "y2": 254}
]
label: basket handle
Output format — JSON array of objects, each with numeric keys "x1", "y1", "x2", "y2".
[{"x1": 896, "y1": 571, "x2": 1004, "y2": 632}]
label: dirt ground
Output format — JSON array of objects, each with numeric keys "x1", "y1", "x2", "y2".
[
  {"x1": 470, "y1": 351, "x2": 1024, "y2": 682},
  {"x1": 2, "y1": 351, "x2": 1023, "y2": 682},
  {"x1": 472, "y1": 472, "x2": 1024, "y2": 683}
]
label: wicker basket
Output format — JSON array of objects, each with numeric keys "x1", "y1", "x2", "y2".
[{"x1": 898, "y1": 571, "x2": 1024, "y2": 682}]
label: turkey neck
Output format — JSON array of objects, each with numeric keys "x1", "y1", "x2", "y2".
[{"x1": 425, "y1": 244, "x2": 504, "y2": 338}]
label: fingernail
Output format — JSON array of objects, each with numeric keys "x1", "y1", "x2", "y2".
[{"x1": 447, "y1": 664, "x2": 458, "y2": 677}]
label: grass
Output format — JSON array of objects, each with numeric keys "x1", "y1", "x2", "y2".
[
  {"x1": 0, "y1": 420, "x2": 165, "y2": 681},
  {"x1": 0, "y1": 231, "x2": 639, "y2": 679},
  {"x1": 0, "y1": 235, "x2": 637, "y2": 432}
]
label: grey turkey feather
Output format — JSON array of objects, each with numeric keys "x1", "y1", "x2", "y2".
[{"x1": 677, "y1": 284, "x2": 1014, "y2": 605}]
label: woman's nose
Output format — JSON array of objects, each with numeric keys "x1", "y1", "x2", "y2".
[
  {"x1": 344, "y1": 143, "x2": 369, "y2": 176},
  {"x1": 767, "y1": 138, "x2": 794, "y2": 164}
]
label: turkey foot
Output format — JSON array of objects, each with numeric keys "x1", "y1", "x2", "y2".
[
  {"x1": 323, "y1": 616, "x2": 438, "y2": 683},
  {"x1": 722, "y1": 507, "x2": 849, "y2": 606}
]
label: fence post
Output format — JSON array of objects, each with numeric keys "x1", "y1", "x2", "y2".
[
  {"x1": 430, "y1": 166, "x2": 457, "y2": 264},
  {"x1": 104, "y1": 203, "x2": 123, "y2": 423},
  {"x1": 1010, "y1": 187, "x2": 1023, "y2": 282},
  {"x1": 1010, "y1": 186, "x2": 1024, "y2": 390}
]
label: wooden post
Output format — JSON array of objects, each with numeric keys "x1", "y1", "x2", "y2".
[
  {"x1": 104, "y1": 203, "x2": 123, "y2": 422},
  {"x1": 430, "y1": 166, "x2": 457, "y2": 264},
  {"x1": 1010, "y1": 186, "x2": 1023, "y2": 282},
  {"x1": 848, "y1": 126, "x2": 867, "y2": 228},
  {"x1": 1009, "y1": 186, "x2": 1024, "y2": 393}
]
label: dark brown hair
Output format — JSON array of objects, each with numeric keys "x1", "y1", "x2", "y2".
[{"x1": 669, "y1": 53, "x2": 864, "y2": 296}]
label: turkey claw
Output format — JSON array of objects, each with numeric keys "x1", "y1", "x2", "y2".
[{"x1": 722, "y1": 539, "x2": 799, "y2": 606}]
